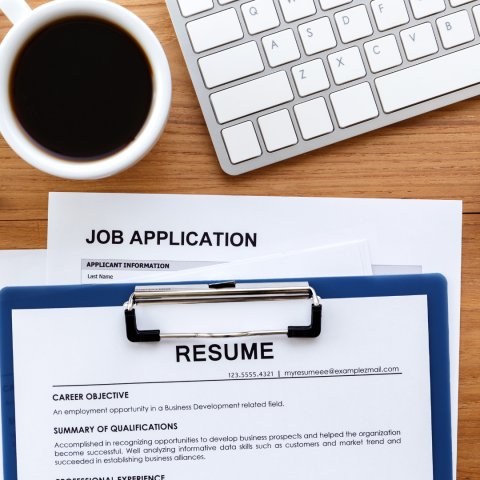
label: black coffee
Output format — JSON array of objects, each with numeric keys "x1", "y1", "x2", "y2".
[{"x1": 10, "y1": 17, "x2": 153, "y2": 160}]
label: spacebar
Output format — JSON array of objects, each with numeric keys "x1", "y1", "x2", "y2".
[{"x1": 375, "y1": 45, "x2": 480, "y2": 113}]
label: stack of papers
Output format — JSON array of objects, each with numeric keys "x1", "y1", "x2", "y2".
[{"x1": 0, "y1": 193, "x2": 462, "y2": 477}]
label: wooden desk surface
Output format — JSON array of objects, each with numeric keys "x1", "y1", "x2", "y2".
[{"x1": 1, "y1": 1, "x2": 479, "y2": 477}]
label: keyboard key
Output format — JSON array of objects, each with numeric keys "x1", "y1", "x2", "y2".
[
  {"x1": 292, "y1": 59, "x2": 330, "y2": 96},
  {"x1": 371, "y1": 0, "x2": 409, "y2": 31},
  {"x1": 298, "y1": 18, "x2": 337, "y2": 55},
  {"x1": 262, "y1": 29, "x2": 301, "y2": 67},
  {"x1": 473, "y1": 6, "x2": 480, "y2": 32},
  {"x1": 449, "y1": 0, "x2": 474, "y2": 7},
  {"x1": 400, "y1": 23, "x2": 438, "y2": 60},
  {"x1": 375, "y1": 44, "x2": 480, "y2": 112},
  {"x1": 364, "y1": 35, "x2": 402, "y2": 73},
  {"x1": 187, "y1": 9, "x2": 243, "y2": 53},
  {"x1": 198, "y1": 42, "x2": 264, "y2": 89},
  {"x1": 294, "y1": 98, "x2": 334, "y2": 140},
  {"x1": 211, "y1": 71, "x2": 294, "y2": 124},
  {"x1": 219, "y1": 0, "x2": 238, "y2": 3},
  {"x1": 320, "y1": 0, "x2": 352, "y2": 11},
  {"x1": 335, "y1": 6, "x2": 373, "y2": 43},
  {"x1": 258, "y1": 109, "x2": 298, "y2": 152},
  {"x1": 330, "y1": 82, "x2": 378, "y2": 128},
  {"x1": 241, "y1": 0, "x2": 280, "y2": 35},
  {"x1": 279, "y1": 0, "x2": 316, "y2": 22},
  {"x1": 328, "y1": 46, "x2": 366, "y2": 85},
  {"x1": 409, "y1": 0, "x2": 445, "y2": 19},
  {"x1": 177, "y1": 0, "x2": 213, "y2": 17},
  {"x1": 222, "y1": 121, "x2": 262, "y2": 163},
  {"x1": 436, "y1": 11, "x2": 474, "y2": 49}
]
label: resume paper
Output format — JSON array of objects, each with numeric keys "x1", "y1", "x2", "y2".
[{"x1": 13, "y1": 295, "x2": 433, "y2": 480}]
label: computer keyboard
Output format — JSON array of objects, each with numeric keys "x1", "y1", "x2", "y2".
[{"x1": 165, "y1": 0, "x2": 480, "y2": 175}]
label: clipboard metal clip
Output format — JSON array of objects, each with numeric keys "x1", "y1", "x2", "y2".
[{"x1": 123, "y1": 281, "x2": 322, "y2": 343}]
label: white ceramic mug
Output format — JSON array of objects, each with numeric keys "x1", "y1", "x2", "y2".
[{"x1": 0, "y1": 0, "x2": 171, "y2": 179}]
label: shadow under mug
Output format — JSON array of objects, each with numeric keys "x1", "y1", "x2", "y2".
[{"x1": 0, "y1": 0, "x2": 172, "y2": 180}]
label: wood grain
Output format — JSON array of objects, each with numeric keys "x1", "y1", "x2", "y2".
[
  {"x1": 458, "y1": 215, "x2": 480, "y2": 479},
  {"x1": 0, "y1": 1, "x2": 479, "y2": 478}
]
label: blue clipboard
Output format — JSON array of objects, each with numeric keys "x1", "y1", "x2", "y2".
[{"x1": 0, "y1": 274, "x2": 452, "y2": 480}]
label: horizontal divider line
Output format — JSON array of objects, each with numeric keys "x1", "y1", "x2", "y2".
[{"x1": 53, "y1": 372, "x2": 402, "y2": 388}]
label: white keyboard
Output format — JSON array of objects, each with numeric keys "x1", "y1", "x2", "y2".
[{"x1": 166, "y1": 0, "x2": 480, "y2": 175}]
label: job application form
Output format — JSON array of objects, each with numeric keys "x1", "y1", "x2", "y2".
[{"x1": 12, "y1": 295, "x2": 434, "y2": 480}]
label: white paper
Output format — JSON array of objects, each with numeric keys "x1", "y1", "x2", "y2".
[
  {"x1": 112, "y1": 241, "x2": 372, "y2": 285},
  {"x1": 0, "y1": 249, "x2": 47, "y2": 480},
  {"x1": 47, "y1": 194, "x2": 380, "y2": 286},
  {"x1": 46, "y1": 193, "x2": 462, "y2": 470},
  {"x1": 12, "y1": 295, "x2": 433, "y2": 480},
  {"x1": 0, "y1": 250, "x2": 47, "y2": 287},
  {"x1": 79, "y1": 240, "x2": 371, "y2": 284}
]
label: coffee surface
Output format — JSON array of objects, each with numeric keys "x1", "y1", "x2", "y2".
[{"x1": 11, "y1": 17, "x2": 153, "y2": 160}]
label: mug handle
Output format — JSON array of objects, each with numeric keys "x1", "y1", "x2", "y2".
[{"x1": 0, "y1": 0, "x2": 31, "y2": 24}]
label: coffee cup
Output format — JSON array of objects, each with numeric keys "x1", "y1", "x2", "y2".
[{"x1": 0, "y1": 0, "x2": 172, "y2": 180}]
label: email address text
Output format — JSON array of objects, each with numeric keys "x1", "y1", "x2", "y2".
[{"x1": 283, "y1": 366, "x2": 401, "y2": 377}]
